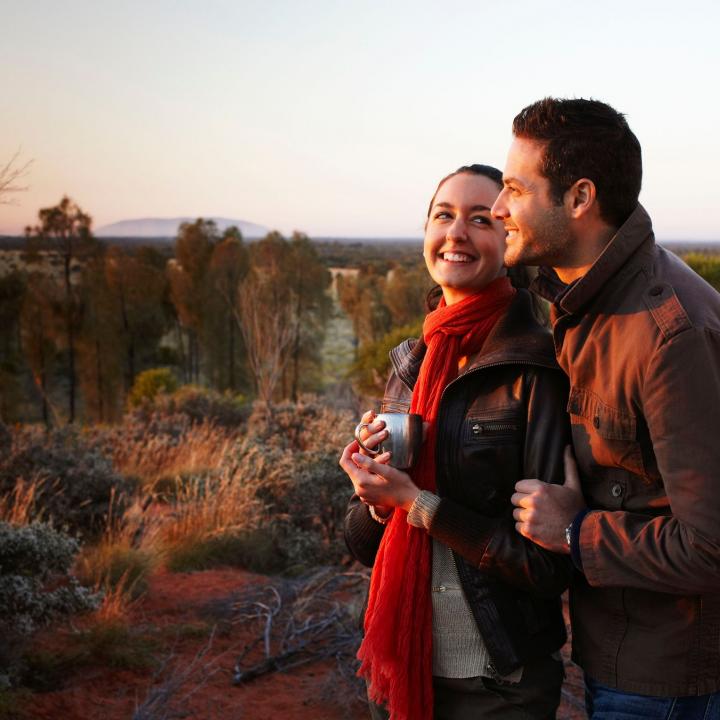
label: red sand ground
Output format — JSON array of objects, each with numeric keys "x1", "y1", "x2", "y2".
[{"x1": 17, "y1": 570, "x2": 586, "y2": 720}]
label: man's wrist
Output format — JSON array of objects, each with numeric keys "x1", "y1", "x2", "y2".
[{"x1": 569, "y1": 508, "x2": 590, "y2": 571}]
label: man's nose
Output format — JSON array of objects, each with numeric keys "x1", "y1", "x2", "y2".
[{"x1": 491, "y1": 189, "x2": 509, "y2": 220}]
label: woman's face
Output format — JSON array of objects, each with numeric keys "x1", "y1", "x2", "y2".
[{"x1": 424, "y1": 172, "x2": 507, "y2": 305}]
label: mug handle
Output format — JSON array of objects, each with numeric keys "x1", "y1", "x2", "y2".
[{"x1": 354, "y1": 423, "x2": 380, "y2": 457}]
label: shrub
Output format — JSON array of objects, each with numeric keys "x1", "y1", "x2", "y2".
[
  {"x1": 0, "y1": 426, "x2": 136, "y2": 538},
  {"x1": 683, "y1": 252, "x2": 720, "y2": 292},
  {"x1": 156, "y1": 400, "x2": 355, "y2": 574},
  {"x1": 128, "y1": 384, "x2": 249, "y2": 429},
  {"x1": 0, "y1": 522, "x2": 101, "y2": 683},
  {"x1": 247, "y1": 396, "x2": 354, "y2": 453},
  {"x1": 128, "y1": 368, "x2": 178, "y2": 407},
  {"x1": 350, "y1": 319, "x2": 423, "y2": 397}
]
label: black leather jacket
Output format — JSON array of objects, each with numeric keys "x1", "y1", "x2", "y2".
[{"x1": 344, "y1": 290, "x2": 572, "y2": 675}]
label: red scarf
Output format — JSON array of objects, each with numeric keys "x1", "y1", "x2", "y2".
[{"x1": 358, "y1": 277, "x2": 515, "y2": 720}]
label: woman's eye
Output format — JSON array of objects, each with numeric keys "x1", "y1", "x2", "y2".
[
  {"x1": 472, "y1": 216, "x2": 490, "y2": 225},
  {"x1": 434, "y1": 212, "x2": 452, "y2": 220}
]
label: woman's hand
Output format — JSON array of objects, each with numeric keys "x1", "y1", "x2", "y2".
[
  {"x1": 355, "y1": 409, "x2": 388, "y2": 455},
  {"x1": 339, "y1": 440, "x2": 420, "y2": 513}
]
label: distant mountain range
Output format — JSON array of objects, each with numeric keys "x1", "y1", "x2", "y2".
[{"x1": 95, "y1": 217, "x2": 269, "y2": 239}]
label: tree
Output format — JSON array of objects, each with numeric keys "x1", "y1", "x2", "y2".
[
  {"x1": 19, "y1": 274, "x2": 62, "y2": 426},
  {"x1": 0, "y1": 272, "x2": 27, "y2": 421},
  {"x1": 285, "y1": 232, "x2": 332, "y2": 400},
  {"x1": 167, "y1": 219, "x2": 218, "y2": 383},
  {"x1": 237, "y1": 232, "x2": 295, "y2": 406},
  {"x1": 24, "y1": 196, "x2": 99, "y2": 423},
  {"x1": 382, "y1": 263, "x2": 431, "y2": 327},
  {"x1": 207, "y1": 227, "x2": 249, "y2": 391},
  {"x1": 336, "y1": 266, "x2": 393, "y2": 347}
]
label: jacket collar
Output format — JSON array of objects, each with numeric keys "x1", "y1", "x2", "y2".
[
  {"x1": 389, "y1": 289, "x2": 558, "y2": 391},
  {"x1": 533, "y1": 203, "x2": 656, "y2": 315}
]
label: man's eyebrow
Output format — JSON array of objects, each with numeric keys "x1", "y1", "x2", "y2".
[{"x1": 503, "y1": 176, "x2": 522, "y2": 187}]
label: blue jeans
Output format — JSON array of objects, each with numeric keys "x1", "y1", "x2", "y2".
[{"x1": 585, "y1": 675, "x2": 720, "y2": 720}]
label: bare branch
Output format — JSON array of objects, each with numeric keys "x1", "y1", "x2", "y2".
[
  {"x1": 0, "y1": 150, "x2": 33, "y2": 205},
  {"x1": 231, "y1": 566, "x2": 370, "y2": 707}
]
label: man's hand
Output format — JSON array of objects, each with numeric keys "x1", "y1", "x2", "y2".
[{"x1": 511, "y1": 446, "x2": 586, "y2": 553}]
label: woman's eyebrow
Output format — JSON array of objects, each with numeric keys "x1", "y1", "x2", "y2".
[{"x1": 433, "y1": 202, "x2": 492, "y2": 212}]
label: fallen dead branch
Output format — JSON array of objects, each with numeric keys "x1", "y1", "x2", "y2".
[{"x1": 231, "y1": 566, "x2": 369, "y2": 701}]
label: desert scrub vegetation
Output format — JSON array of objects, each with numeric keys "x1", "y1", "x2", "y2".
[
  {"x1": 0, "y1": 424, "x2": 136, "y2": 538},
  {"x1": 154, "y1": 398, "x2": 354, "y2": 573},
  {"x1": 1, "y1": 392, "x2": 355, "y2": 577},
  {"x1": 0, "y1": 521, "x2": 101, "y2": 686}
]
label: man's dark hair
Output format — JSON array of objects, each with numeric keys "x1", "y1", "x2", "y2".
[{"x1": 513, "y1": 97, "x2": 642, "y2": 228}]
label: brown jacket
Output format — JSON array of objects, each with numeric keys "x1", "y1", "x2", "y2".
[{"x1": 533, "y1": 204, "x2": 720, "y2": 696}]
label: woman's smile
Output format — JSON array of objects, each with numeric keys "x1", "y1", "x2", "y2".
[{"x1": 424, "y1": 172, "x2": 507, "y2": 305}]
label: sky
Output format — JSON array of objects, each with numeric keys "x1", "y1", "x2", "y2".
[{"x1": 1, "y1": 0, "x2": 719, "y2": 240}]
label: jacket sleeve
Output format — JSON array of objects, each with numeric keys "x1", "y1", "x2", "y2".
[
  {"x1": 343, "y1": 493, "x2": 386, "y2": 567},
  {"x1": 579, "y1": 326, "x2": 720, "y2": 594},
  {"x1": 428, "y1": 366, "x2": 574, "y2": 598}
]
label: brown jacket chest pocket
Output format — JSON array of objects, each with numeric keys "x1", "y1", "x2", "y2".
[{"x1": 567, "y1": 387, "x2": 644, "y2": 475}]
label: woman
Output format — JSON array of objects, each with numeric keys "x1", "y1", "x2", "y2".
[{"x1": 340, "y1": 165, "x2": 571, "y2": 720}]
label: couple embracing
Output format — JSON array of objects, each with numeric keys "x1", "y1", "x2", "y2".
[{"x1": 340, "y1": 97, "x2": 720, "y2": 719}]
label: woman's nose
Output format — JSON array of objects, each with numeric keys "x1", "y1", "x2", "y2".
[{"x1": 447, "y1": 216, "x2": 468, "y2": 240}]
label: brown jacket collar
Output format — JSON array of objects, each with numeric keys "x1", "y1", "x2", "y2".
[{"x1": 533, "y1": 204, "x2": 656, "y2": 315}]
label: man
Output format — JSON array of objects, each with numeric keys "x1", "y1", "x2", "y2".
[{"x1": 493, "y1": 97, "x2": 720, "y2": 716}]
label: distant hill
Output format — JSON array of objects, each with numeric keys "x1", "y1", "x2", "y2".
[{"x1": 95, "y1": 217, "x2": 270, "y2": 239}]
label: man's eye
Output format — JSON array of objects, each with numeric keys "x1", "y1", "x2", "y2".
[
  {"x1": 434, "y1": 212, "x2": 452, "y2": 220},
  {"x1": 472, "y1": 216, "x2": 490, "y2": 225}
]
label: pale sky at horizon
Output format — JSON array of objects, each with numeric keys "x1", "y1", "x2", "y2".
[{"x1": 2, "y1": 0, "x2": 719, "y2": 240}]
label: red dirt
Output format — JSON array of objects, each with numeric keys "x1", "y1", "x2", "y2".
[{"x1": 16, "y1": 570, "x2": 586, "y2": 719}]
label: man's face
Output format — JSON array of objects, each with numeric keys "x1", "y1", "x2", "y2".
[{"x1": 492, "y1": 137, "x2": 573, "y2": 268}]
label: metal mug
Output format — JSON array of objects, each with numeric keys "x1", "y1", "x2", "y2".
[{"x1": 354, "y1": 413, "x2": 423, "y2": 469}]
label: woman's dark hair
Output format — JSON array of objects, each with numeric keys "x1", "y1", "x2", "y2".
[
  {"x1": 425, "y1": 164, "x2": 545, "y2": 323},
  {"x1": 512, "y1": 97, "x2": 642, "y2": 228}
]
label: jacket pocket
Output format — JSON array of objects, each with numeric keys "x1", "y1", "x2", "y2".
[
  {"x1": 567, "y1": 386, "x2": 644, "y2": 476},
  {"x1": 464, "y1": 413, "x2": 520, "y2": 445},
  {"x1": 460, "y1": 413, "x2": 522, "y2": 515}
]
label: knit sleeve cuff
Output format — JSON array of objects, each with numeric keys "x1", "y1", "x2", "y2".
[{"x1": 407, "y1": 490, "x2": 441, "y2": 529}]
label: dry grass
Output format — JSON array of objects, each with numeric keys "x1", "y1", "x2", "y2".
[
  {"x1": 0, "y1": 479, "x2": 38, "y2": 524},
  {"x1": 111, "y1": 420, "x2": 238, "y2": 489}
]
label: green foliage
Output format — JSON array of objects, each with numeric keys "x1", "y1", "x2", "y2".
[
  {"x1": 683, "y1": 253, "x2": 720, "y2": 292},
  {"x1": 337, "y1": 260, "x2": 429, "y2": 355},
  {"x1": 128, "y1": 368, "x2": 179, "y2": 407},
  {"x1": 165, "y1": 528, "x2": 282, "y2": 574},
  {"x1": 77, "y1": 544, "x2": 155, "y2": 599},
  {"x1": 351, "y1": 318, "x2": 424, "y2": 396}
]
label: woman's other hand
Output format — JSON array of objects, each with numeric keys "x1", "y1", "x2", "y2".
[{"x1": 339, "y1": 441, "x2": 420, "y2": 512}]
